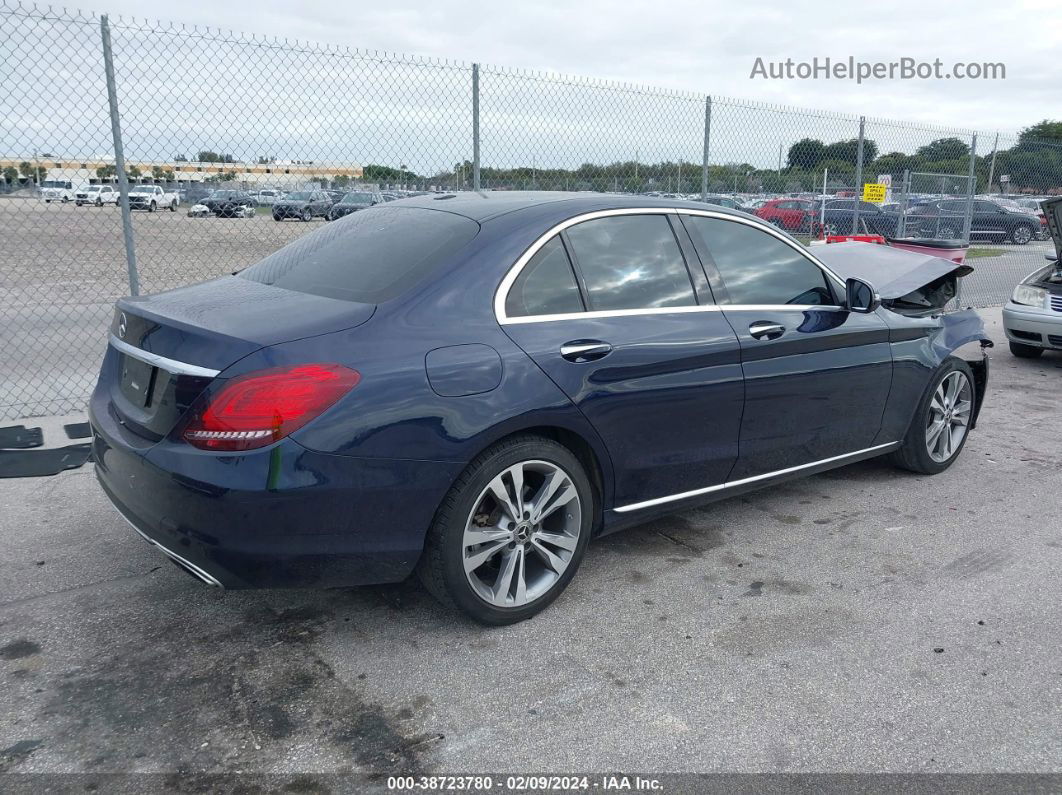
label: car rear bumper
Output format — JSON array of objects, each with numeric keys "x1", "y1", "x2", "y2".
[
  {"x1": 89, "y1": 395, "x2": 462, "y2": 589},
  {"x1": 1002, "y1": 302, "x2": 1062, "y2": 348}
]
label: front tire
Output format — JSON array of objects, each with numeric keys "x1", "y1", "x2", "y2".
[
  {"x1": 148, "y1": 201, "x2": 156, "y2": 213},
  {"x1": 301, "y1": 207, "x2": 312, "y2": 222},
  {"x1": 890, "y1": 358, "x2": 976, "y2": 475},
  {"x1": 418, "y1": 435, "x2": 593, "y2": 625},
  {"x1": 1009, "y1": 340, "x2": 1043, "y2": 359}
]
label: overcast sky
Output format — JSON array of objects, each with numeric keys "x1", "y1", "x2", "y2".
[{"x1": 94, "y1": 0, "x2": 1059, "y2": 134}]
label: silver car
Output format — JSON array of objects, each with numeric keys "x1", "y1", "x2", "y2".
[{"x1": 1002, "y1": 197, "x2": 1062, "y2": 358}]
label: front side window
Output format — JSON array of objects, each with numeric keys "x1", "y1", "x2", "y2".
[
  {"x1": 505, "y1": 236, "x2": 584, "y2": 318},
  {"x1": 564, "y1": 215, "x2": 696, "y2": 311},
  {"x1": 686, "y1": 216, "x2": 834, "y2": 306}
]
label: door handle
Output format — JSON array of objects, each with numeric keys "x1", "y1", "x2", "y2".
[
  {"x1": 748, "y1": 321, "x2": 785, "y2": 340},
  {"x1": 560, "y1": 340, "x2": 613, "y2": 362}
]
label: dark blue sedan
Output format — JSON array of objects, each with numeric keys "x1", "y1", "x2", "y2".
[{"x1": 90, "y1": 193, "x2": 991, "y2": 624}]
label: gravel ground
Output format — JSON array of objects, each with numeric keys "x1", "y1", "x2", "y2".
[{"x1": 0, "y1": 308, "x2": 1060, "y2": 786}]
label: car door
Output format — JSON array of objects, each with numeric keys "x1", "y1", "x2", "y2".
[
  {"x1": 974, "y1": 200, "x2": 1008, "y2": 240},
  {"x1": 680, "y1": 211, "x2": 893, "y2": 480},
  {"x1": 499, "y1": 210, "x2": 744, "y2": 509}
]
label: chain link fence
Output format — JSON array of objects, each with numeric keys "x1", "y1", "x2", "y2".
[{"x1": 2, "y1": 1, "x2": 1060, "y2": 419}]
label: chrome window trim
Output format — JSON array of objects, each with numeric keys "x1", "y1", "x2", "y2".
[
  {"x1": 613, "y1": 442, "x2": 901, "y2": 513},
  {"x1": 496, "y1": 207, "x2": 692, "y2": 325},
  {"x1": 495, "y1": 207, "x2": 847, "y2": 325},
  {"x1": 109, "y1": 334, "x2": 221, "y2": 378}
]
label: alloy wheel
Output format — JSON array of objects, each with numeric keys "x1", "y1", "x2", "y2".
[
  {"x1": 925, "y1": 371, "x2": 972, "y2": 463},
  {"x1": 1011, "y1": 225, "x2": 1032, "y2": 245},
  {"x1": 462, "y1": 460, "x2": 582, "y2": 608}
]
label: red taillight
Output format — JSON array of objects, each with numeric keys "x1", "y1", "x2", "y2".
[{"x1": 182, "y1": 363, "x2": 360, "y2": 451}]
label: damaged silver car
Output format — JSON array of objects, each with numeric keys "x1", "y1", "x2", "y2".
[{"x1": 1002, "y1": 196, "x2": 1062, "y2": 358}]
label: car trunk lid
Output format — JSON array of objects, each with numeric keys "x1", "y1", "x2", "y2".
[{"x1": 106, "y1": 276, "x2": 375, "y2": 439}]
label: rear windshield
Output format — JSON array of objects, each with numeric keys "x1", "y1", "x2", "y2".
[{"x1": 240, "y1": 206, "x2": 479, "y2": 303}]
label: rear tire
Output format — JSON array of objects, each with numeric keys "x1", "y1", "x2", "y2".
[
  {"x1": 1010, "y1": 224, "x2": 1033, "y2": 245},
  {"x1": 273, "y1": 212, "x2": 282, "y2": 222},
  {"x1": 418, "y1": 435, "x2": 593, "y2": 625},
  {"x1": 169, "y1": 200, "x2": 177, "y2": 212},
  {"x1": 1009, "y1": 340, "x2": 1044, "y2": 359},
  {"x1": 890, "y1": 357, "x2": 976, "y2": 475}
]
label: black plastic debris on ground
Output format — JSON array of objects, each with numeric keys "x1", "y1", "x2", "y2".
[
  {"x1": 0, "y1": 444, "x2": 92, "y2": 478},
  {"x1": 0, "y1": 425, "x2": 44, "y2": 449},
  {"x1": 63, "y1": 422, "x2": 92, "y2": 440}
]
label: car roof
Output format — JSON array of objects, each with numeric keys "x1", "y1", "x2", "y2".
[{"x1": 389, "y1": 190, "x2": 758, "y2": 223}]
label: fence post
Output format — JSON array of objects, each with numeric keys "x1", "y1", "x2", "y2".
[
  {"x1": 472, "y1": 63, "x2": 481, "y2": 192},
  {"x1": 701, "y1": 96, "x2": 712, "y2": 201},
  {"x1": 100, "y1": 14, "x2": 139, "y2": 297},
  {"x1": 896, "y1": 169, "x2": 910, "y2": 238},
  {"x1": 961, "y1": 133, "x2": 978, "y2": 243},
  {"x1": 851, "y1": 115, "x2": 865, "y2": 235},
  {"x1": 986, "y1": 131, "x2": 999, "y2": 192}
]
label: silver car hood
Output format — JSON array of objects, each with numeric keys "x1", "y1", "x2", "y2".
[{"x1": 813, "y1": 241, "x2": 973, "y2": 300}]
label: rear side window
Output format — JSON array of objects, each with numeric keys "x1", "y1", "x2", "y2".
[
  {"x1": 564, "y1": 215, "x2": 696, "y2": 311},
  {"x1": 506, "y1": 236, "x2": 584, "y2": 317},
  {"x1": 686, "y1": 216, "x2": 834, "y2": 306},
  {"x1": 240, "y1": 207, "x2": 478, "y2": 303}
]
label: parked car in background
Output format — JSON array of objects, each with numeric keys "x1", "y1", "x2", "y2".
[
  {"x1": 701, "y1": 194, "x2": 744, "y2": 210},
  {"x1": 75, "y1": 184, "x2": 119, "y2": 206},
  {"x1": 39, "y1": 179, "x2": 79, "y2": 203},
  {"x1": 127, "y1": 184, "x2": 179, "y2": 213},
  {"x1": 327, "y1": 191, "x2": 384, "y2": 220},
  {"x1": 1002, "y1": 197, "x2": 1062, "y2": 357},
  {"x1": 90, "y1": 193, "x2": 990, "y2": 625},
  {"x1": 252, "y1": 189, "x2": 285, "y2": 206},
  {"x1": 202, "y1": 190, "x2": 257, "y2": 218},
  {"x1": 907, "y1": 198, "x2": 1040, "y2": 244},
  {"x1": 179, "y1": 186, "x2": 214, "y2": 205},
  {"x1": 272, "y1": 190, "x2": 334, "y2": 221},
  {"x1": 756, "y1": 198, "x2": 815, "y2": 233},
  {"x1": 813, "y1": 199, "x2": 903, "y2": 237},
  {"x1": 1009, "y1": 197, "x2": 1051, "y2": 240}
]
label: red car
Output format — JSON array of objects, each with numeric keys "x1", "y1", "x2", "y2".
[{"x1": 755, "y1": 199, "x2": 815, "y2": 233}]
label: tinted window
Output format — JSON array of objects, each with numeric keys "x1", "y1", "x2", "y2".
[
  {"x1": 686, "y1": 216, "x2": 834, "y2": 306},
  {"x1": 241, "y1": 207, "x2": 479, "y2": 303},
  {"x1": 506, "y1": 236, "x2": 584, "y2": 317},
  {"x1": 564, "y1": 215, "x2": 695, "y2": 311},
  {"x1": 975, "y1": 200, "x2": 1001, "y2": 213}
]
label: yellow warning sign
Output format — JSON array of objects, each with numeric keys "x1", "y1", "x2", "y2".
[{"x1": 862, "y1": 183, "x2": 887, "y2": 203}]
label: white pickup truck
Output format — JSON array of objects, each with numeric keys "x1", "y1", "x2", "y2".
[
  {"x1": 126, "y1": 184, "x2": 180, "y2": 212},
  {"x1": 74, "y1": 184, "x2": 120, "y2": 206}
]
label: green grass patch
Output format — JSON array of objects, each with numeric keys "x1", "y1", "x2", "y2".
[{"x1": 966, "y1": 247, "x2": 1006, "y2": 259}]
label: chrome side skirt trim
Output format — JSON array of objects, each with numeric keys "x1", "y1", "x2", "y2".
[
  {"x1": 109, "y1": 334, "x2": 221, "y2": 378},
  {"x1": 613, "y1": 442, "x2": 901, "y2": 513}
]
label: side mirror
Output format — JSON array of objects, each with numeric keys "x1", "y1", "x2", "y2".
[{"x1": 845, "y1": 277, "x2": 880, "y2": 313}]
